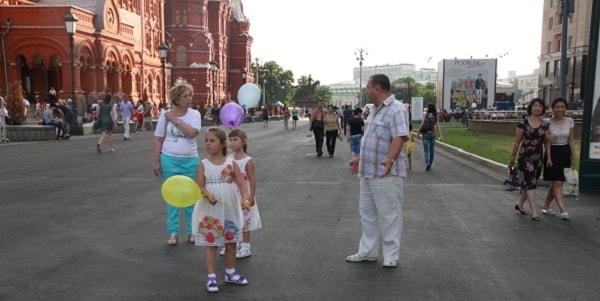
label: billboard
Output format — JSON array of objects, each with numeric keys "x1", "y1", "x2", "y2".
[{"x1": 438, "y1": 59, "x2": 497, "y2": 110}]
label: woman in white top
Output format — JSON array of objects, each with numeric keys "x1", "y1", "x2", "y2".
[
  {"x1": 152, "y1": 82, "x2": 202, "y2": 245},
  {"x1": 542, "y1": 97, "x2": 575, "y2": 220}
]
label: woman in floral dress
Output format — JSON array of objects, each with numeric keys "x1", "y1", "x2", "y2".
[{"x1": 508, "y1": 98, "x2": 548, "y2": 221}]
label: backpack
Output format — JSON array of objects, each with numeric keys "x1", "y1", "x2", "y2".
[{"x1": 419, "y1": 113, "x2": 434, "y2": 133}]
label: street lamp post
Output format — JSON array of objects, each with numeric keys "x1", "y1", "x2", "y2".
[
  {"x1": 209, "y1": 60, "x2": 217, "y2": 106},
  {"x1": 158, "y1": 44, "x2": 169, "y2": 109},
  {"x1": 355, "y1": 48, "x2": 367, "y2": 108},
  {"x1": 64, "y1": 12, "x2": 79, "y2": 134},
  {"x1": 262, "y1": 78, "x2": 267, "y2": 107}
]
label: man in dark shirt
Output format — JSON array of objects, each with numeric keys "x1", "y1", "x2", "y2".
[{"x1": 342, "y1": 105, "x2": 353, "y2": 136}]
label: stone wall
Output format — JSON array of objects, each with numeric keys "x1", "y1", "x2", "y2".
[{"x1": 5, "y1": 125, "x2": 56, "y2": 141}]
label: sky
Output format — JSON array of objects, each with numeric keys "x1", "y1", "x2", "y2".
[{"x1": 242, "y1": 0, "x2": 544, "y2": 85}]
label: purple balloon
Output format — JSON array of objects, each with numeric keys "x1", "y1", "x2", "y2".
[{"x1": 219, "y1": 103, "x2": 244, "y2": 129}]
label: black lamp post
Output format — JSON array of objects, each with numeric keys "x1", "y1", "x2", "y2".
[
  {"x1": 64, "y1": 12, "x2": 79, "y2": 134},
  {"x1": 159, "y1": 43, "x2": 169, "y2": 109},
  {"x1": 241, "y1": 68, "x2": 247, "y2": 83},
  {"x1": 262, "y1": 78, "x2": 267, "y2": 107},
  {"x1": 209, "y1": 60, "x2": 217, "y2": 105}
]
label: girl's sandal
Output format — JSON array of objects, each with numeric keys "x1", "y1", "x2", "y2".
[{"x1": 224, "y1": 272, "x2": 248, "y2": 285}]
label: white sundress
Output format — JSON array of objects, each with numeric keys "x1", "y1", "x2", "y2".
[
  {"x1": 233, "y1": 155, "x2": 262, "y2": 232},
  {"x1": 192, "y1": 158, "x2": 243, "y2": 246}
]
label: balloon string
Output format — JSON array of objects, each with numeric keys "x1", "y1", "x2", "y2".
[{"x1": 200, "y1": 197, "x2": 235, "y2": 205}]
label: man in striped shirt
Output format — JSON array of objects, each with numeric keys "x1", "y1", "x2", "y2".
[{"x1": 346, "y1": 74, "x2": 409, "y2": 268}]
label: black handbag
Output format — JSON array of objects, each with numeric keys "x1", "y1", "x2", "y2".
[{"x1": 93, "y1": 119, "x2": 102, "y2": 130}]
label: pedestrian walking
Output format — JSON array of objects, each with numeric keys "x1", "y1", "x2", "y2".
[
  {"x1": 120, "y1": 98, "x2": 134, "y2": 140},
  {"x1": 542, "y1": 97, "x2": 575, "y2": 220},
  {"x1": 324, "y1": 104, "x2": 342, "y2": 156},
  {"x1": 96, "y1": 94, "x2": 115, "y2": 153},
  {"x1": 508, "y1": 98, "x2": 548, "y2": 221},
  {"x1": 419, "y1": 104, "x2": 444, "y2": 171},
  {"x1": 309, "y1": 100, "x2": 325, "y2": 156}
]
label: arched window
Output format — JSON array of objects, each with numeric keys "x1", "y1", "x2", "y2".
[
  {"x1": 176, "y1": 46, "x2": 187, "y2": 67},
  {"x1": 175, "y1": 10, "x2": 180, "y2": 25},
  {"x1": 183, "y1": 10, "x2": 188, "y2": 26}
]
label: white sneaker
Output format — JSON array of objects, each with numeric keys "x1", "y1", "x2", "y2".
[
  {"x1": 219, "y1": 247, "x2": 226, "y2": 256},
  {"x1": 346, "y1": 253, "x2": 377, "y2": 262},
  {"x1": 236, "y1": 247, "x2": 252, "y2": 258}
]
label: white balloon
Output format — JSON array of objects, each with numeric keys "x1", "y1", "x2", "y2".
[{"x1": 238, "y1": 83, "x2": 261, "y2": 108}]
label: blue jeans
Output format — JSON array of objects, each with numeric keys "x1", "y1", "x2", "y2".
[
  {"x1": 160, "y1": 153, "x2": 199, "y2": 235},
  {"x1": 422, "y1": 132, "x2": 436, "y2": 165}
]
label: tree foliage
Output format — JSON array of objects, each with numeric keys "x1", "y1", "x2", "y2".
[{"x1": 391, "y1": 77, "x2": 436, "y2": 106}]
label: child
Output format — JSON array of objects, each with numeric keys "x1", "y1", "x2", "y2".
[
  {"x1": 192, "y1": 127, "x2": 251, "y2": 293},
  {"x1": 229, "y1": 128, "x2": 261, "y2": 258},
  {"x1": 407, "y1": 124, "x2": 414, "y2": 170},
  {"x1": 346, "y1": 108, "x2": 364, "y2": 174}
]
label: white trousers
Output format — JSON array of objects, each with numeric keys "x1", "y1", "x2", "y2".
[
  {"x1": 123, "y1": 116, "x2": 131, "y2": 138},
  {"x1": 357, "y1": 176, "x2": 404, "y2": 261}
]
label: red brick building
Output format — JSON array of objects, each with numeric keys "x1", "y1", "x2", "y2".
[
  {"x1": 164, "y1": 0, "x2": 253, "y2": 110},
  {"x1": 0, "y1": 0, "x2": 253, "y2": 119}
]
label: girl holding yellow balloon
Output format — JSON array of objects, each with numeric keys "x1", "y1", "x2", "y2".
[
  {"x1": 152, "y1": 82, "x2": 202, "y2": 246},
  {"x1": 192, "y1": 127, "x2": 250, "y2": 293}
]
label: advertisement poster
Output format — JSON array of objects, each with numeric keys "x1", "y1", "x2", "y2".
[
  {"x1": 440, "y1": 59, "x2": 497, "y2": 110},
  {"x1": 411, "y1": 97, "x2": 424, "y2": 121}
]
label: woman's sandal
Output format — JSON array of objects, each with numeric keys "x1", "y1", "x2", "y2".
[
  {"x1": 541, "y1": 209, "x2": 556, "y2": 216},
  {"x1": 530, "y1": 215, "x2": 540, "y2": 222},
  {"x1": 188, "y1": 235, "x2": 195, "y2": 244},
  {"x1": 167, "y1": 234, "x2": 178, "y2": 246},
  {"x1": 514, "y1": 204, "x2": 528, "y2": 215}
]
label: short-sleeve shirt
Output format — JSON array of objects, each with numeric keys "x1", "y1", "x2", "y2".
[
  {"x1": 544, "y1": 117, "x2": 574, "y2": 145},
  {"x1": 154, "y1": 109, "x2": 202, "y2": 157},
  {"x1": 359, "y1": 95, "x2": 409, "y2": 179},
  {"x1": 120, "y1": 101, "x2": 133, "y2": 118}
]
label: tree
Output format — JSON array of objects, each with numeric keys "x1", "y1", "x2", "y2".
[
  {"x1": 6, "y1": 81, "x2": 25, "y2": 125},
  {"x1": 253, "y1": 61, "x2": 295, "y2": 108}
]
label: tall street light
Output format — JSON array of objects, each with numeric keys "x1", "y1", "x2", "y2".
[
  {"x1": 159, "y1": 43, "x2": 169, "y2": 109},
  {"x1": 64, "y1": 12, "x2": 79, "y2": 134},
  {"x1": 209, "y1": 60, "x2": 217, "y2": 106},
  {"x1": 262, "y1": 78, "x2": 267, "y2": 107},
  {"x1": 355, "y1": 48, "x2": 367, "y2": 108}
]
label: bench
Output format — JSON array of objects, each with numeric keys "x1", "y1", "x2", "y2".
[{"x1": 5, "y1": 125, "x2": 57, "y2": 141}]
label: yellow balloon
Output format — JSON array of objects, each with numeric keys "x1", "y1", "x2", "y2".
[{"x1": 161, "y1": 175, "x2": 202, "y2": 208}]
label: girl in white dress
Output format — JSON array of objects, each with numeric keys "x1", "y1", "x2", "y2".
[
  {"x1": 192, "y1": 127, "x2": 250, "y2": 293},
  {"x1": 229, "y1": 128, "x2": 262, "y2": 258}
]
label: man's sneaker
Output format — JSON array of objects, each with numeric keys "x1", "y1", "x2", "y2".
[
  {"x1": 382, "y1": 260, "x2": 398, "y2": 268},
  {"x1": 236, "y1": 247, "x2": 252, "y2": 258},
  {"x1": 346, "y1": 253, "x2": 377, "y2": 262}
]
